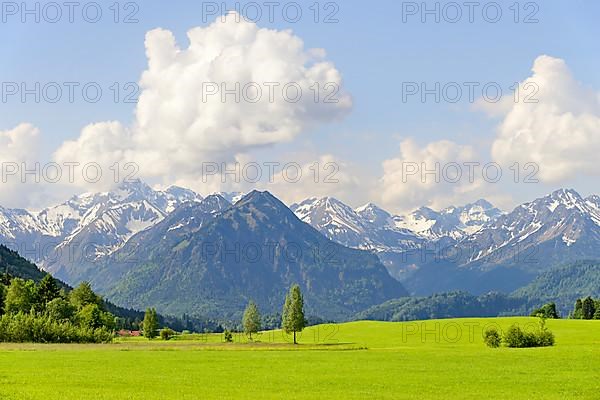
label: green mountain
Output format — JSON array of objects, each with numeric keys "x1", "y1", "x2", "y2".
[
  {"x1": 0, "y1": 245, "x2": 47, "y2": 282},
  {"x1": 356, "y1": 260, "x2": 600, "y2": 321},
  {"x1": 512, "y1": 260, "x2": 600, "y2": 314},
  {"x1": 0, "y1": 244, "x2": 144, "y2": 320},
  {"x1": 355, "y1": 291, "x2": 526, "y2": 321}
]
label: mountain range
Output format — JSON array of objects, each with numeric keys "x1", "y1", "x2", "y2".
[
  {"x1": 402, "y1": 189, "x2": 600, "y2": 294},
  {"x1": 82, "y1": 191, "x2": 407, "y2": 320},
  {"x1": 290, "y1": 197, "x2": 502, "y2": 252},
  {"x1": 1, "y1": 180, "x2": 599, "y2": 320},
  {"x1": 290, "y1": 189, "x2": 600, "y2": 296},
  {"x1": 0, "y1": 180, "x2": 201, "y2": 275}
]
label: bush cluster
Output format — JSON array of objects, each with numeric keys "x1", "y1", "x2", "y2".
[
  {"x1": 160, "y1": 328, "x2": 176, "y2": 341},
  {"x1": 484, "y1": 318, "x2": 555, "y2": 348},
  {"x1": 503, "y1": 324, "x2": 555, "y2": 348},
  {"x1": 0, "y1": 312, "x2": 113, "y2": 343}
]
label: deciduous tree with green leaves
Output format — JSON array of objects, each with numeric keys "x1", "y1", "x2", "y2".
[
  {"x1": 243, "y1": 301, "x2": 261, "y2": 340},
  {"x1": 70, "y1": 282, "x2": 102, "y2": 310},
  {"x1": 45, "y1": 298, "x2": 76, "y2": 322},
  {"x1": 281, "y1": 284, "x2": 306, "y2": 344},
  {"x1": 4, "y1": 278, "x2": 35, "y2": 314},
  {"x1": 143, "y1": 308, "x2": 159, "y2": 339},
  {"x1": 77, "y1": 303, "x2": 103, "y2": 329}
]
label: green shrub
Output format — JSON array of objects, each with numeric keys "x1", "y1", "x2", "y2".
[
  {"x1": 223, "y1": 329, "x2": 233, "y2": 343},
  {"x1": 0, "y1": 312, "x2": 113, "y2": 343},
  {"x1": 536, "y1": 329, "x2": 555, "y2": 347},
  {"x1": 160, "y1": 328, "x2": 176, "y2": 340},
  {"x1": 483, "y1": 327, "x2": 502, "y2": 348},
  {"x1": 535, "y1": 317, "x2": 555, "y2": 346},
  {"x1": 503, "y1": 321, "x2": 554, "y2": 348},
  {"x1": 504, "y1": 324, "x2": 533, "y2": 348},
  {"x1": 45, "y1": 298, "x2": 75, "y2": 322}
]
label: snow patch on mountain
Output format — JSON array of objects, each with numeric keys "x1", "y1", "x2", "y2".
[
  {"x1": 452, "y1": 188, "x2": 600, "y2": 267},
  {"x1": 0, "y1": 180, "x2": 203, "y2": 267}
]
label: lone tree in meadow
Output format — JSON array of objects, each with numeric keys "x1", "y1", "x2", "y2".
[
  {"x1": 143, "y1": 308, "x2": 159, "y2": 339},
  {"x1": 243, "y1": 301, "x2": 261, "y2": 340},
  {"x1": 281, "y1": 284, "x2": 306, "y2": 344}
]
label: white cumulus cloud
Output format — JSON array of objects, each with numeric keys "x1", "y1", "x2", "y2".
[
  {"x1": 259, "y1": 154, "x2": 364, "y2": 205},
  {"x1": 0, "y1": 123, "x2": 40, "y2": 165},
  {"x1": 491, "y1": 55, "x2": 600, "y2": 182},
  {"x1": 0, "y1": 123, "x2": 45, "y2": 207},
  {"x1": 53, "y1": 12, "x2": 352, "y2": 191}
]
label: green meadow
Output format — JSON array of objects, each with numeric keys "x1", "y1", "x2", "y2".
[{"x1": 0, "y1": 317, "x2": 598, "y2": 399}]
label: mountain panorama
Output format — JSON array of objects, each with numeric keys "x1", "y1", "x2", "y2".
[{"x1": 1, "y1": 180, "x2": 599, "y2": 320}]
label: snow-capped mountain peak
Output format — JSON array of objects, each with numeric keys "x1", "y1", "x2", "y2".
[
  {"x1": 291, "y1": 197, "x2": 423, "y2": 252},
  {"x1": 291, "y1": 195, "x2": 505, "y2": 252},
  {"x1": 292, "y1": 197, "x2": 365, "y2": 235},
  {"x1": 111, "y1": 179, "x2": 155, "y2": 202},
  {"x1": 0, "y1": 180, "x2": 204, "y2": 275},
  {"x1": 216, "y1": 192, "x2": 245, "y2": 205},
  {"x1": 391, "y1": 200, "x2": 502, "y2": 241},
  {"x1": 355, "y1": 203, "x2": 392, "y2": 228},
  {"x1": 454, "y1": 188, "x2": 600, "y2": 266},
  {"x1": 545, "y1": 188, "x2": 584, "y2": 211},
  {"x1": 198, "y1": 194, "x2": 231, "y2": 214}
]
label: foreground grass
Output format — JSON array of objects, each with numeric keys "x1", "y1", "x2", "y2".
[{"x1": 0, "y1": 317, "x2": 598, "y2": 399}]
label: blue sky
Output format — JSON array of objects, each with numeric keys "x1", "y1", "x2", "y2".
[{"x1": 1, "y1": 0, "x2": 599, "y2": 211}]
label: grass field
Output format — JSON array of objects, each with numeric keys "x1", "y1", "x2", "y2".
[{"x1": 0, "y1": 317, "x2": 599, "y2": 399}]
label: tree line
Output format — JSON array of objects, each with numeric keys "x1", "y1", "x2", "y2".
[
  {"x1": 1, "y1": 271, "x2": 309, "y2": 344},
  {"x1": 571, "y1": 297, "x2": 600, "y2": 320},
  {"x1": 530, "y1": 297, "x2": 600, "y2": 320},
  {"x1": 0, "y1": 274, "x2": 115, "y2": 343}
]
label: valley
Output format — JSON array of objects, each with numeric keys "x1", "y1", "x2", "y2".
[{"x1": 1, "y1": 317, "x2": 598, "y2": 399}]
